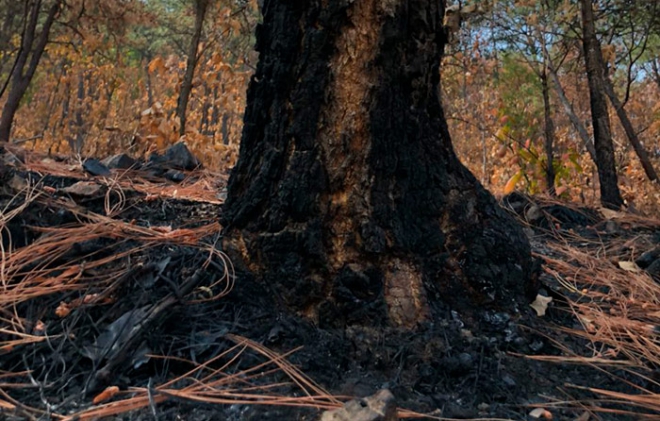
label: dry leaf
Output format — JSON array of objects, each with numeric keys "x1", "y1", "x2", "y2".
[
  {"x1": 92, "y1": 385, "x2": 119, "y2": 404},
  {"x1": 529, "y1": 407, "x2": 552, "y2": 419},
  {"x1": 60, "y1": 181, "x2": 102, "y2": 197},
  {"x1": 530, "y1": 294, "x2": 552, "y2": 316},
  {"x1": 504, "y1": 170, "x2": 523, "y2": 194},
  {"x1": 618, "y1": 261, "x2": 641, "y2": 273},
  {"x1": 599, "y1": 207, "x2": 625, "y2": 219},
  {"x1": 33, "y1": 320, "x2": 46, "y2": 335},
  {"x1": 55, "y1": 302, "x2": 71, "y2": 318}
]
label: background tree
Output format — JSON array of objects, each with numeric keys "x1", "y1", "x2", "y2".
[
  {"x1": 598, "y1": 0, "x2": 658, "y2": 183},
  {"x1": 3, "y1": 0, "x2": 659, "y2": 212},
  {"x1": 0, "y1": 1, "x2": 26, "y2": 80},
  {"x1": 580, "y1": 0, "x2": 623, "y2": 209},
  {"x1": 176, "y1": 0, "x2": 211, "y2": 136},
  {"x1": 221, "y1": 0, "x2": 537, "y2": 328},
  {"x1": 0, "y1": 0, "x2": 62, "y2": 142},
  {"x1": 489, "y1": 0, "x2": 565, "y2": 194}
]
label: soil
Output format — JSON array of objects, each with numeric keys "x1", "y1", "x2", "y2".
[{"x1": 0, "y1": 152, "x2": 655, "y2": 421}]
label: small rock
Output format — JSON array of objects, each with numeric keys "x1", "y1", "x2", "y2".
[
  {"x1": 102, "y1": 153, "x2": 137, "y2": 169},
  {"x1": 635, "y1": 245, "x2": 660, "y2": 269},
  {"x1": 165, "y1": 169, "x2": 185, "y2": 182},
  {"x1": 502, "y1": 373, "x2": 516, "y2": 387},
  {"x1": 645, "y1": 259, "x2": 660, "y2": 280},
  {"x1": 320, "y1": 389, "x2": 397, "y2": 421},
  {"x1": 60, "y1": 181, "x2": 103, "y2": 197},
  {"x1": 483, "y1": 311, "x2": 510, "y2": 327},
  {"x1": 458, "y1": 352, "x2": 474, "y2": 368},
  {"x1": 525, "y1": 205, "x2": 544, "y2": 225},
  {"x1": 83, "y1": 158, "x2": 111, "y2": 176},
  {"x1": 160, "y1": 141, "x2": 201, "y2": 170},
  {"x1": 529, "y1": 340, "x2": 544, "y2": 352}
]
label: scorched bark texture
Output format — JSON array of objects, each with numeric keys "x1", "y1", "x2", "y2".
[{"x1": 221, "y1": 0, "x2": 537, "y2": 328}]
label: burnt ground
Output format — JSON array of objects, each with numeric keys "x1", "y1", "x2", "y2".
[{"x1": 1, "y1": 150, "x2": 658, "y2": 421}]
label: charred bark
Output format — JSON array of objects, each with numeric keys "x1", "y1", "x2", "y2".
[
  {"x1": 222, "y1": 0, "x2": 536, "y2": 328},
  {"x1": 580, "y1": 0, "x2": 623, "y2": 209}
]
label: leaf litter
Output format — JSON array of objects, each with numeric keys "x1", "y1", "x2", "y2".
[{"x1": 0, "y1": 147, "x2": 659, "y2": 420}]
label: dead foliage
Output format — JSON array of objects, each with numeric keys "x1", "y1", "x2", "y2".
[
  {"x1": 510, "y1": 195, "x2": 660, "y2": 418},
  {"x1": 3, "y1": 150, "x2": 660, "y2": 419}
]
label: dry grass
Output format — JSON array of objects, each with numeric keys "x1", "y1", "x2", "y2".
[
  {"x1": 520, "y1": 202, "x2": 660, "y2": 418},
  {"x1": 1, "y1": 155, "x2": 449, "y2": 420},
  {"x1": 3, "y1": 149, "x2": 660, "y2": 419},
  {"x1": 58, "y1": 334, "x2": 344, "y2": 421}
]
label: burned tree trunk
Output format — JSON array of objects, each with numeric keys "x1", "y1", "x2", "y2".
[
  {"x1": 222, "y1": 0, "x2": 536, "y2": 328},
  {"x1": 580, "y1": 0, "x2": 624, "y2": 209}
]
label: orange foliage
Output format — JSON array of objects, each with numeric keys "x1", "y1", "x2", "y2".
[
  {"x1": 4, "y1": 0, "x2": 256, "y2": 170},
  {"x1": 441, "y1": 48, "x2": 660, "y2": 214},
  {"x1": 3, "y1": 0, "x2": 660, "y2": 213}
]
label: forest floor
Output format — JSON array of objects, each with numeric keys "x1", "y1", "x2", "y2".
[{"x1": 1, "y1": 143, "x2": 659, "y2": 421}]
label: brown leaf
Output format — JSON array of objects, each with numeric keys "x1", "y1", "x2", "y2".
[
  {"x1": 92, "y1": 386, "x2": 119, "y2": 404},
  {"x1": 618, "y1": 261, "x2": 641, "y2": 273}
]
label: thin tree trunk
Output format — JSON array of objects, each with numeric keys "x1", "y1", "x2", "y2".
[
  {"x1": 0, "y1": 0, "x2": 61, "y2": 142},
  {"x1": 603, "y1": 76, "x2": 658, "y2": 182},
  {"x1": 0, "y1": 1, "x2": 23, "y2": 93},
  {"x1": 547, "y1": 65, "x2": 597, "y2": 162},
  {"x1": 220, "y1": 113, "x2": 229, "y2": 145},
  {"x1": 481, "y1": 130, "x2": 488, "y2": 185},
  {"x1": 41, "y1": 59, "x2": 66, "y2": 137},
  {"x1": 69, "y1": 71, "x2": 85, "y2": 155},
  {"x1": 54, "y1": 72, "x2": 70, "y2": 143},
  {"x1": 541, "y1": 70, "x2": 556, "y2": 195},
  {"x1": 580, "y1": 0, "x2": 623, "y2": 209},
  {"x1": 176, "y1": 0, "x2": 209, "y2": 136},
  {"x1": 144, "y1": 57, "x2": 154, "y2": 108},
  {"x1": 199, "y1": 82, "x2": 211, "y2": 134},
  {"x1": 100, "y1": 82, "x2": 116, "y2": 132},
  {"x1": 222, "y1": 0, "x2": 536, "y2": 328}
]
